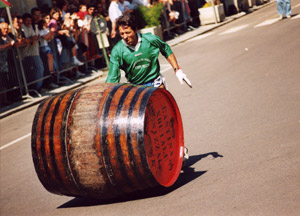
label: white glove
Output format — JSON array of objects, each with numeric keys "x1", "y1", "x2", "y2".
[{"x1": 175, "y1": 69, "x2": 192, "y2": 88}]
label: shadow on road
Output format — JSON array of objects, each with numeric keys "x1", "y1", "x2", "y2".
[
  {"x1": 183, "y1": 152, "x2": 224, "y2": 169},
  {"x1": 58, "y1": 151, "x2": 223, "y2": 208}
]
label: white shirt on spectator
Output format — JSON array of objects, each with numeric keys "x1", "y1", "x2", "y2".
[
  {"x1": 109, "y1": 1, "x2": 123, "y2": 23},
  {"x1": 131, "y1": 0, "x2": 150, "y2": 9},
  {"x1": 39, "y1": 28, "x2": 50, "y2": 47},
  {"x1": 118, "y1": 0, "x2": 133, "y2": 13},
  {"x1": 22, "y1": 24, "x2": 39, "y2": 57}
]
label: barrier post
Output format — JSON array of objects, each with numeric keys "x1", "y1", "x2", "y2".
[
  {"x1": 15, "y1": 47, "x2": 33, "y2": 100},
  {"x1": 5, "y1": 6, "x2": 32, "y2": 100},
  {"x1": 95, "y1": 16, "x2": 109, "y2": 68}
]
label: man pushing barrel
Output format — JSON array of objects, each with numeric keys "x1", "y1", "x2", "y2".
[
  {"x1": 105, "y1": 13, "x2": 192, "y2": 88},
  {"x1": 105, "y1": 13, "x2": 190, "y2": 165}
]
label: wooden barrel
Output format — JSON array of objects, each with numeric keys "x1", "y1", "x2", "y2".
[{"x1": 31, "y1": 83, "x2": 184, "y2": 199}]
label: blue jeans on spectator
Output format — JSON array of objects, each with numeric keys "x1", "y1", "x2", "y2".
[
  {"x1": 277, "y1": 0, "x2": 291, "y2": 16},
  {"x1": 23, "y1": 55, "x2": 44, "y2": 90},
  {"x1": 32, "y1": 56, "x2": 44, "y2": 90}
]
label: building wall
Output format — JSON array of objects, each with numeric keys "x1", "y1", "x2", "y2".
[{"x1": 9, "y1": 0, "x2": 52, "y2": 15}]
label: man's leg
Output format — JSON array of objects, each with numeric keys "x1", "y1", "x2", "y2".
[
  {"x1": 277, "y1": 0, "x2": 285, "y2": 19},
  {"x1": 33, "y1": 55, "x2": 44, "y2": 90},
  {"x1": 285, "y1": 0, "x2": 292, "y2": 17}
]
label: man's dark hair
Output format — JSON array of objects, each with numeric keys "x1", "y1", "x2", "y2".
[
  {"x1": 31, "y1": 7, "x2": 40, "y2": 15},
  {"x1": 22, "y1": 13, "x2": 32, "y2": 20},
  {"x1": 57, "y1": 0, "x2": 68, "y2": 10},
  {"x1": 117, "y1": 14, "x2": 137, "y2": 31}
]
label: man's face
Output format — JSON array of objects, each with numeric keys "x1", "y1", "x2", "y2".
[
  {"x1": 0, "y1": 23, "x2": 9, "y2": 36},
  {"x1": 88, "y1": 7, "x2": 95, "y2": 15},
  {"x1": 13, "y1": 17, "x2": 19, "y2": 29},
  {"x1": 17, "y1": 18, "x2": 23, "y2": 29},
  {"x1": 24, "y1": 17, "x2": 32, "y2": 27},
  {"x1": 32, "y1": 10, "x2": 42, "y2": 23},
  {"x1": 119, "y1": 25, "x2": 138, "y2": 47}
]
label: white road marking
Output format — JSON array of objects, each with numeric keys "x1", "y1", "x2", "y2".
[
  {"x1": 254, "y1": 18, "x2": 279, "y2": 28},
  {"x1": 0, "y1": 133, "x2": 31, "y2": 151},
  {"x1": 294, "y1": 3, "x2": 300, "y2": 8},
  {"x1": 189, "y1": 32, "x2": 215, "y2": 41},
  {"x1": 219, "y1": 24, "x2": 249, "y2": 35}
]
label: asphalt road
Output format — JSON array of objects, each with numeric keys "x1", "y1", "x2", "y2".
[{"x1": 1, "y1": 1, "x2": 300, "y2": 215}]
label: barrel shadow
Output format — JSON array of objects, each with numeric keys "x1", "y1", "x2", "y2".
[
  {"x1": 183, "y1": 152, "x2": 224, "y2": 169},
  {"x1": 58, "y1": 152, "x2": 223, "y2": 208}
]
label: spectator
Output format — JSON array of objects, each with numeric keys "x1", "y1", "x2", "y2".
[
  {"x1": 40, "y1": 3, "x2": 51, "y2": 14},
  {"x1": 118, "y1": 0, "x2": 134, "y2": 14},
  {"x1": 100, "y1": 0, "x2": 108, "y2": 10},
  {"x1": 131, "y1": 0, "x2": 151, "y2": 9},
  {"x1": 0, "y1": 8, "x2": 7, "y2": 23},
  {"x1": 0, "y1": 22, "x2": 15, "y2": 106},
  {"x1": 94, "y1": 2, "x2": 110, "y2": 52},
  {"x1": 160, "y1": 0, "x2": 181, "y2": 37},
  {"x1": 52, "y1": 0, "x2": 58, "y2": 8},
  {"x1": 8, "y1": 16, "x2": 28, "y2": 98},
  {"x1": 85, "y1": 5, "x2": 99, "y2": 59},
  {"x1": 21, "y1": 13, "x2": 44, "y2": 91},
  {"x1": 31, "y1": 7, "x2": 43, "y2": 29},
  {"x1": 96, "y1": 2, "x2": 110, "y2": 20},
  {"x1": 181, "y1": 0, "x2": 192, "y2": 27},
  {"x1": 38, "y1": 16, "x2": 55, "y2": 74},
  {"x1": 108, "y1": 0, "x2": 122, "y2": 42},
  {"x1": 77, "y1": 4, "x2": 88, "y2": 20},
  {"x1": 69, "y1": 0, "x2": 80, "y2": 14},
  {"x1": 77, "y1": 4, "x2": 90, "y2": 59},
  {"x1": 49, "y1": 7, "x2": 83, "y2": 69},
  {"x1": 85, "y1": 5, "x2": 95, "y2": 25},
  {"x1": 39, "y1": 13, "x2": 59, "y2": 89},
  {"x1": 72, "y1": 17, "x2": 87, "y2": 64},
  {"x1": 9, "y1": 15, "x2": 27, "y2": 47},
  {"x1": 63, "y1": 12, "x2": 85, "y2": 78},
  {"x1": 38, "y1": 14, "x2": 60, "y2": 89},
  {"x1": 58, "y1": 0, "x2": 69, "y2": 20},
  {"x1": 277, "y1": 0, "x2": 292, "y2": 19}
]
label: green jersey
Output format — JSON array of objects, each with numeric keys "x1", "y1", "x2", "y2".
[{"x1": 106, "y1": 33, "x2": 173, "y2": 84}]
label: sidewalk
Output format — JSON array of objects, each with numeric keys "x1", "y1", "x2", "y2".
[{"x1": 0, "y1": 2, "x2": 272, "y2": 119}]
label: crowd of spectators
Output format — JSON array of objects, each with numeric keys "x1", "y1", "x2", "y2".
[{"x1": 0, "y1": 0, "x2": 200, "y2": 107}]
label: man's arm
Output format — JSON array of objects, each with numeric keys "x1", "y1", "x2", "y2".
[
  {"x1": 106, "y1": 49, "x2": 121, "y2": 83},
  {"x1": 143, "y1": 33, "x2": 192, "y2": 87},
  {"x1": 167, "y1": 53, "x2": 192, "y2": 88},
  {"x1": 166, "y1": 53, "x2": 179, "y2": 72},
  {"x1": 0, "y1": 40, "x2": 15, "y2": 49},
  {"x1": 111, "y1": 20, "x2": 117, "y2": 38}
]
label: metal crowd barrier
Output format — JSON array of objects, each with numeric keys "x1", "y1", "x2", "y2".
[
  {"x1": 0, "y1": 46, "x2": 32, "y2": 106},
  {"x1": 161, "y1": 0, "x2": 202, "y2": 37},
  {"x1": 0, "y1": 30, "x2": 108, "y2": 109}
]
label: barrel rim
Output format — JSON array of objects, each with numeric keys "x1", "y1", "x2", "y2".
[{"x1": 143, "y1": 88, "x2": 184, "y2": 187}]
